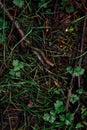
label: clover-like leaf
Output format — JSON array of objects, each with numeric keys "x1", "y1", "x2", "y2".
[
  {"x1": 73, "y1": 66, "x2": 85, "y2": 77},
  {"x1": 66, "y1": 66, "x2": 73, "y2": 74},
  {"x1": 70, "y1": 94, "x2": 79, "y2": 104},
  {"x1": 13, "y1": 59, "x2": 19, "y2": 67},
  {"x1": 54, "y1": 100, "x2": 65, "y2": 113}
]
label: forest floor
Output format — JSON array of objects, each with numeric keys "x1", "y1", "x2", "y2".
[{"x1": 0, "y1": 0, "x2": 87, "y2": 130}]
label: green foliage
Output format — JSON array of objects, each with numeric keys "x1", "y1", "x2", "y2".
[
  {"x1": 70, "y1": 94, "x2": 79, "y2": 104},
  {"x1": 76, "y1": 88, "x2": 83, "y2": 95},
  {"x1": 75, "y1": 123, "x2": 83, "y2": 129},
  {"x1": 43, "y1": 100, "x2": 65, "y2": 124},
  {"x1": 54, "y1": 100, "x2": 66, "y2": 114},
  {"x1": 13, "y1": 0, "x2": 24, "y2": 8},
  {"x1": 9, "y1": 59, "x2": 24, "y2": 77},
  {"x1": 70, "y1": 88, "x2": 83, "y2": 104},
  {"x1": 66, "y1": 66, "x2": 85, "y2": 77},
  {"x1": 54, "y1": 88, "x2": 61, "y2": 95},
  {"x1": 74, "y1": 66, "x2": 85, "y2": 76},
  {"x1": 66, "y1": 66, "x2": 73, "y2": 75},
  {"x1": 43, "y1": 99, "x2": 74, "y2": 128},
  {"x1": 43, "y1": 110, "x2": 56, "y2": 123},
  {"x1": 60, "y1": 113, "x2": 74, "y2": 126}
]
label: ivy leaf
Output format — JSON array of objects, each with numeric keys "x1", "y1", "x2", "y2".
[{"x1": 13, "y1": 0, "x2": 24, "y2": 8}]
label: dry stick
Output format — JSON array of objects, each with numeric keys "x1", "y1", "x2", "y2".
[
  {"x1": 78, "y1": 17, "x2": 87, "y2": 88},
  {"x1": 0, "y1": 2, "x2": 54, "y2": 67},
  {"x1": 66, "y1": 86, "x2": 72, "y2": 112}
]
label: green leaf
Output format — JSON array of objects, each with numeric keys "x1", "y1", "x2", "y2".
[
  {"x1": 65, "y1": 6, "x2": 74, "y2": 13},
  {"x1": 70, "y1": 94, "x2": 79, "y2": 104},
  {"x1": 66, "y1": 66, "x2": 73, "y2": 74},
  {"x1": 54, "y1": 100, "x2": 63, "y2": 109},
  {"x1": 54, "y1": 100, "x2": 65, "y2": 113},
  {"x1": 73, "y1": 66, "x2": 85, "y2": 77},
  {"x1": 15, "y1": 71, "x2": 21, "y2": 77},
  {"x1": 13, "y1": 59, "x2": 19, "y2": 67},
  {"x1": 19, "y1": 62, "x2": 24, "y2": 69},
  {"x1": 14, "y1": 66, "x2": 20, "y2": 71},
  {"x1": 76, "y1": 88, "x2": 83, "y2": 94},
  {"x1": 59, "y1": 114, "x2": 65, "y2": 122},
  {"x1": 67, "y1": 66, "x2": 85, "y2": 76},
  {"x1": 59, "y1": 113, "x2": 74, "y2": 126},
  {"x1": 13, "y1": 0, "x2": 24, "y2": 8},
  {"x1": 9, "y1": 69, "x2": 15, "y2": 76},
  {"x1": 76, "y1": 123, "x2": 83, "y2": 129},
  {"x1": 43, "y1": 110, "x2": 56, "y2": 123},
  {"x1": 54, "y1": 88, "x2": 61, "y2": 95},
  {"x1": 13, "y1": 60, "x2": 24, "y2": 70},
  {"x1": 43, "y1": 113, "x2": 50, "y2": 122},
  {"x1": 65, "y1": 113, "x2": 74, "y2": 125},
  {"x1": 46, "y1": 9, "x2": 52, "y2": 14}
]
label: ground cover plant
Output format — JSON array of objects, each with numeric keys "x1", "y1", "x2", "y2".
[{"x1": 0, "y1": 0, "x2": 87, "y2": 129}]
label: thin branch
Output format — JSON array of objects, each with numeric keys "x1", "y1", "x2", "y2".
[{"x1": 66, "y1": 86, "x2": 72, "y2": 112}]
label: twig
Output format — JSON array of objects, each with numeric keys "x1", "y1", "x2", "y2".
[
  {"x1": 0, "y1": 1, "x2": 54, "y2": 67},
  {"x1": 78, "y1": 17, "x2": 87, "y2": 88},
  {"x1": 66, "y1": 86, "x2": 72, "y2": 112}
]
